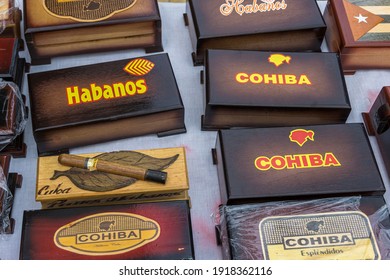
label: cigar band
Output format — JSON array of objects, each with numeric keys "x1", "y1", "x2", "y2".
[{"x1": 86, "y1": 158, "x2": 98, "y2": 171}]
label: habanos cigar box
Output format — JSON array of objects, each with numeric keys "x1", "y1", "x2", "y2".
[
  {"x1": 218, "y1": 196, "x2": 390, "y2": 260},
  {"x1": 363, "y1": 86, "x2": 390, "y2": 178},
  {"x1": 0, "y1": 37, "x2": 26, "y2": 88},
  {"x1": 28, "y1": 54, "x2": 186, "y2": 155},
  {"x1": 0, "y1": 155, "x2": 23, "y2": 234},
  {"x1": 184, "y1": 0, "x2": 326, "y2": 65},
  {"x1": 202, "y1": 50, "x2": 351, "y2": 130},
  {"x1": 24, "y1": 0, "x2": 163, "y2": 65},
  {"x1": 0, "y1": 0, "x2": 22, "y2": 38},
  {"x1": 213, "y1": 123, "x2": 385, "y2": 205},
  {"x1": 324, "y1": 0, "x2": 390, "y2": 73},
  {"x1": 36, "y1": 147, "x2": 190, "y2": 209},
  {"x1": 20, "y1": 200, "x2": 194, "y2": 259}
]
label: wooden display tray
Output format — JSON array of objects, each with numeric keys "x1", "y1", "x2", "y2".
[
  {"x1": 36, "y1": 147, "x2": 190, "y2": 209},
  {"x1": 28, "y1": 53, "x2": 186, "y2": 156},
  {"x1": 20, "y1": 200, "x2": 194, "y2": 260},
  {"x1": 202, "y1": 49, "x2": 351, "y2": 130},
  {"x1": 363, "y1": 86, "x2": 390, "y2": 179},
  {"x1": 324, "y1": 0, "x2": 390, "y2": 74},
  {"x1": 184, "y1": 0, "x2": 326, "y2": 65},
  {"x1": 24, "y1": 0, "x2": 163, "y2": 65},
  {"x1": 213, "y1": 123, "x2": 385, "y2": 205}
]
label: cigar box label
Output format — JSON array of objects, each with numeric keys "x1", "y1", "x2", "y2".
[
  {"x1": 54, "y1": 212, "x2": 160, "y2": 256},
  {"x1": 254, "y1": 128, "x2": 341, "y2": 171},
  {"x1": 259, "y1": 211, "x2": 380, "y2": 260},
  {"x1": 220, "y1": 0, "x2": 288, "y2": 16},
  {"x1": 43, "y1": 0, "x2": 138, "y2": 22}
]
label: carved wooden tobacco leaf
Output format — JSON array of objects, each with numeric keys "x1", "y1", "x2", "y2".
[{"x1": 50, "y1": 151, "x2": 179, "y2": 192}]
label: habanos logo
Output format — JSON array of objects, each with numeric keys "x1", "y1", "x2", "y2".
[
  {"x1": 220, "y1": 0, "x2": 287, "y2": 16},
  {"x1": 66, "y1": 58, "x2": 153, "y2": 105},
  {"x1": 259, "y1": 212, "x2": 381, "y2": 260},
  {"x1": 254, "y1": 129, "x2": 341, "y2": 171},
  {"x1": 54, "y1": 212, "x2": 160, "y2": 256},
  {"x1": 235, "y1": 54, "x2": 312, "y2": 86}
]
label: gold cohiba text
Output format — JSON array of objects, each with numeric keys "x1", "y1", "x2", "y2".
[{"x1": 220, "y1": 0, "x2": 288, "y2": 16}]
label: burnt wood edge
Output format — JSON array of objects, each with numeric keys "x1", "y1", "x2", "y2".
[
  {"x1": 37, "y1": 147, "x2": 69, "y2": 157},
  {"x1": 362, "y1": 112, "x2": 376, "y2": 136},
  {"x1": 200, "y1": 70, "x2": 204, "y2": 85},
  {"x1": 191, "y1": 52, "x2": 204, "y2": 66},
  {"x1": 201, "y1": 116, "x2": 230, "y2": 131},
  {"x1": 183, "y1": 13, "x2": 189, "y2": 26},
  {"x1": 145, "y1": 45, "x2": 164, "y2": 54},
  {"x1": 211, "y1": 148, "x2": 217, "y2": 165},
  {"x1": 157, "y1": 126, "x2": 187, "y2": 137}
]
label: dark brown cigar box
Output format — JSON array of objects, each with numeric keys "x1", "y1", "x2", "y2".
[
  {"x1": 213, "y1": 123, "x2": 385, "y2": 205},
  {"x1": 28, "y1": 53, "x2": 186, "y2": 155},
  {"x1": 363, "y1": 86, "x2": 390, "y2": 179},
  {"x1": 20, "y1": 200, "x2": 194, "y2": 260},
  {"x1": 24, "y1": 0, "x2": 163, "y2": 65},
  {"x1": 324, "y1": 0, "x2": 390, "y2": 74},
  {"x1": 218, "y1": 196, "x2": 390, "y2": 260},
  {"x1": 0, "y1": 37, "x2": 26, "y2": 88},
  {"x1": 184, "y1": 0, "x2": 326, "y2": 65},
  {"x1": 202, "y1": 49, "x2": 350, "y2": 130}
]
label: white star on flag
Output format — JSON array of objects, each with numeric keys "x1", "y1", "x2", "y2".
[{"x1": 354, "y1": 13, "x2": 368, "y2": 23}]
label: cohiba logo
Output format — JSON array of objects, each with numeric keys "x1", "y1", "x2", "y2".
[
  {"x1": 43, "y1": 0, "x2": 138, "y2": 22},
  {"x1": 54, "y1": 212, "x2": 160, "y2": 256},
  {"x1": 259, "y1": 212, "x2": 381, "y2": 260},
  {"x1": 235, "y1": 54, "x2": 311, "y2": 86},
  {"x1": 66, "y1": 58, "x2": 154, "y2": 105},
  {"x1": 254, "y1": 128, "x2": 341, "y2": 171},
  {"x1": 220, "y1": 0, "x2": 287, "y2": 16}
]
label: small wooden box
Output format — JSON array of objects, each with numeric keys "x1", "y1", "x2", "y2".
[
  {"x1": 363, "y1": 86, "x2": 390, "y2": 179},
  {"x1": 0, "y1": 0, "x2": 22, "y2": 38},
  {"x1": 0, "y1": 37, "x2": 26, "y2": 88},
  {"x1": 213, "y1": 123, "x2": 385, "y2": 205},
  {"x1": 28, "y1": 53, "x2": 186, "y2": 155},
  {"x1": 324, "y1": 0, "x2": 390, "y2": 73},
  {"x1": 218, "y1": 196, "x2": 390, "y2": 260},
  {"x1": 24, "y1": 0, "x2": 163, "y2": 65},
  {"x1": 20, "y1": 200, "x2": 194, "y2": 260},
  {"x1": 202, "y1": 49, "x2": 351, "y2": 130},
  {"x1": 36, "y1": 147, "x2": 190, "y2": 209},
  {"x1": 184, "y1": 0, "x2": 326, "y2": 65}
]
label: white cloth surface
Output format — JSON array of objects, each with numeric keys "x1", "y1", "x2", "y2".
[{"x1": 0, "y1": 1, "x2": 389, "y2": 260}]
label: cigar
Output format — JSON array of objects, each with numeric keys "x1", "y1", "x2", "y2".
[{"x1": 58, "y1": 154, "x2": 167, "y2": 184}]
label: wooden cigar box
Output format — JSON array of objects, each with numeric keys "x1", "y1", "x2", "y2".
[
  {"x1": 202, "y1": 50, "x2": 351, "y2": 130},
  {"x1": 0, "y1": 82, "x2": 28, "y2": 158},
  {"x1": 0, "y1": 0, "x2": 22, "y2": 38},
  {"x1": 184, "y1": 0, "x2": 326, "y2": 66},
  {"x1": 24, "y1": 0, "x2": 163, "y2": 65},
  {"x1": 363, "y1": 86, "x2": 390, "y2": 179},
  {"x1": 0, "y1": 155, "x2": 23, "y2": 234},
  {"x1": 0, "y1": 37, "x2": 26, "y2": 88},
  {"x1": 212, "y1": 123, "x2": 385, "y2": 205},
  {"x1": 324, "y1": 0, "x2": 390, "y2": 73},
  {"x1": 20, "y1": 200, "x2": 194, "y2": 260},
  {"x1": 218, "y1": 196, "x2": 390, "y2": 260},
  {"x1": 36, "y1": 147, "x2": 190, "y2": 209},
  {"x1": 28, "y1": 53, "x2": 186, "y2": 155}
]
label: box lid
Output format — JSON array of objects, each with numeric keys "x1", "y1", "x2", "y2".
[
  {"x1": 205, "y1": 49, "x2": 350, "y2": 109},
  {"x1": 20, "y1": 200, "x2": 194, "y2": 260},
  {"x1": 216, "y1": 123, "x2": 385, "y2": 204},
  {"x1": 329, "y1": 0, "x2": 390, "y2": 47},
  {"x1": 24, "y1": 0, "x2": 160, "y2": 32},
  {"x1": 28, "y1": 53, "x2": 184, "y2": 132},
  {"x1": 189, "y1": 0, "x2": 326, "y2": 39}
]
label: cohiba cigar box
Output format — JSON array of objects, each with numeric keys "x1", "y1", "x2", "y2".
[
  {"x1": 213, "y1": 123, "x2": 385, "y2": 205},
  {"x1": 24, "y1": 0, "x2": 163, "y2": 65},
  {"x1": 363, "y1": 86, "x2": 390, "y2": 179},
  {"x1": 184, "y1": 0, "x2": 326, "y2": 65},
  {"x1": 324, "y1": 0, "x2": 390, "y2": 73},
  {"x1": 20, "y1": 200, "x2": 194, "y2": 260},
  {"x1": 202, "y1": 50, "x2": 351, "y2": 130},
  {"x1": 0, "y1": 155, "x2": 23, "y2": 234},
  {"x1": 28, "y1": 54, "x2": 186, "y2": 155},
  {"x1": 0, "y1": 0, "x2": 22, "y2": 38},
  {"x1": 218, "y1": 196, "x2": 390, "y2": 260},
  {"x1": 0, "y1": 38, "x2": 26, "y2": 88},
  {"x1": 36, "y1": 147, "x2": 190, "y2": 209}
]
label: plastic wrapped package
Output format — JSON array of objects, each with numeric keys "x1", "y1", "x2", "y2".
[
  {"x1": 0, "y1": 81, "x2": 26, "y2": 152},
  {"x1": 217, "y1": 196, "x2": 390, "y2": 260},
  {"x1": 0, "y1": 165, "x2": 12, "y2": 234},
  {"x1": 0, "y1": 0, "x2": 21, "y2": 38}
]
